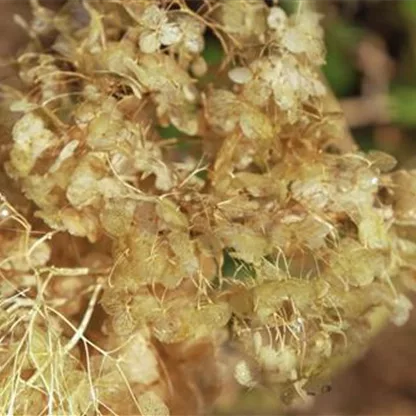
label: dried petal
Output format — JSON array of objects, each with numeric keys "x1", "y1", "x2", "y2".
[
  {"x1": 157, "y1": 199, "x2": 188, "y2": 230},
  {"x1": 141, "y1": 5, "x2": 166, "y2": 29},
  {"x1": 367, "y1": 150, "x2": 397, "y2": 172},
  {"x1": 139, "y1": 30, "x2": 160, "y2": 53},
  {"x1": 358, "y1": 210, "x2": 390, "y2": 249},
  {"x1": 137, "y1": 391, "x2": 169, "y2": 416},
  {"x1": 160, "y1": 22, "x2": 182, "y2": 46},
  {"x1": 228, "y1": 67, "x2": 253, "y2": 84},
  {"x1": 49, "y1": 140, "x2": 79, "y2": 173},
  {"x1": 391, "y1": 294, "x2": 413, "y2": 326},
  {"x1": 267, "y1": 7, "x2": 287, "y2": 31},
  {"x1": 234, "y1": 360, "x2": 258, "y2": 388}
]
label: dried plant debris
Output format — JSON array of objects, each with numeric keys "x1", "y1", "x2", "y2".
[{"x1": 0, "y1": 1, "x2": 415, "y2": 415}]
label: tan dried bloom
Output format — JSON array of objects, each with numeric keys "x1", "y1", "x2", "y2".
[
  {"x1": 139, "y1": 5, "x2": 182, "y2": 53},
  {"x1": 0, "y1": 1, "x2": 415, "y2": 415}
]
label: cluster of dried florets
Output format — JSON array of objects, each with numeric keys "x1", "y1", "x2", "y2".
[{"x1": 1, "y1": 0, "x2": 416, "y2": 415}]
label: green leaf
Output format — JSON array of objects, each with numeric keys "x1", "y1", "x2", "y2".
[
  {"x1": 157, "y1": 124, "x2": 183, "y2": 139},
  {"x1": 323, "y1": 48, "x2": 357, "y2": 97},
  {"x1": 279, "y1": 0, "x2": 299, "y2": 14},
  {"x1": 221, "y1": 250, "x2": 255, "y2": 281},
  {"x1": 353, "y1": 128, "x2": 375, "y2": 151},
  {"x1": 203, "y1": 36, "x2": 224, "y2": 66},
  {"x1": 390, "y1": 86, "x2": 416, "y2": 127},
  {"x1": 399, "y1": 0, "x2": 416, "y2": 23},
  {"x1": 323, "y1": 20, "x2": 363, "y2": 96}
]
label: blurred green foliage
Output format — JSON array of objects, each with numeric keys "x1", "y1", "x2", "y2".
[
  {"x1": 319, "y1": 1, "x2": 416, "y2": 162},
  {"x1": 399, "y1": 0, "x2": 416, "y2": 22},
  {"x1": 323, "y1": 21, "x2": 362, "y2": 96},
  {"x1": 203, "y1": 36, "x2": 224, "y2": 66},
  {"x1": 390, "y1": 86, "x2": 416, "y2": 127}
]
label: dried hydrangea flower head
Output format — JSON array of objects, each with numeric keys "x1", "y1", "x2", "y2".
[{"x1": 0, "y1": 0, "x2": 416, "y2": 415}]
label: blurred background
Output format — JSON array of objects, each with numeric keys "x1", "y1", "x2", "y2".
[{"x1": 1, "y1": 0, "x2": 416, "y2": 415}]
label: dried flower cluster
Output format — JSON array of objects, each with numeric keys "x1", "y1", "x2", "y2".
[{"x1": 1, "y1": 1, "x2": 416, "y2": 415}]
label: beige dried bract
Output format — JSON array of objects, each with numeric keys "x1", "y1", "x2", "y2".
[{"x1": 1, "y1": 1, "x2": 416, "y2": 415}]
